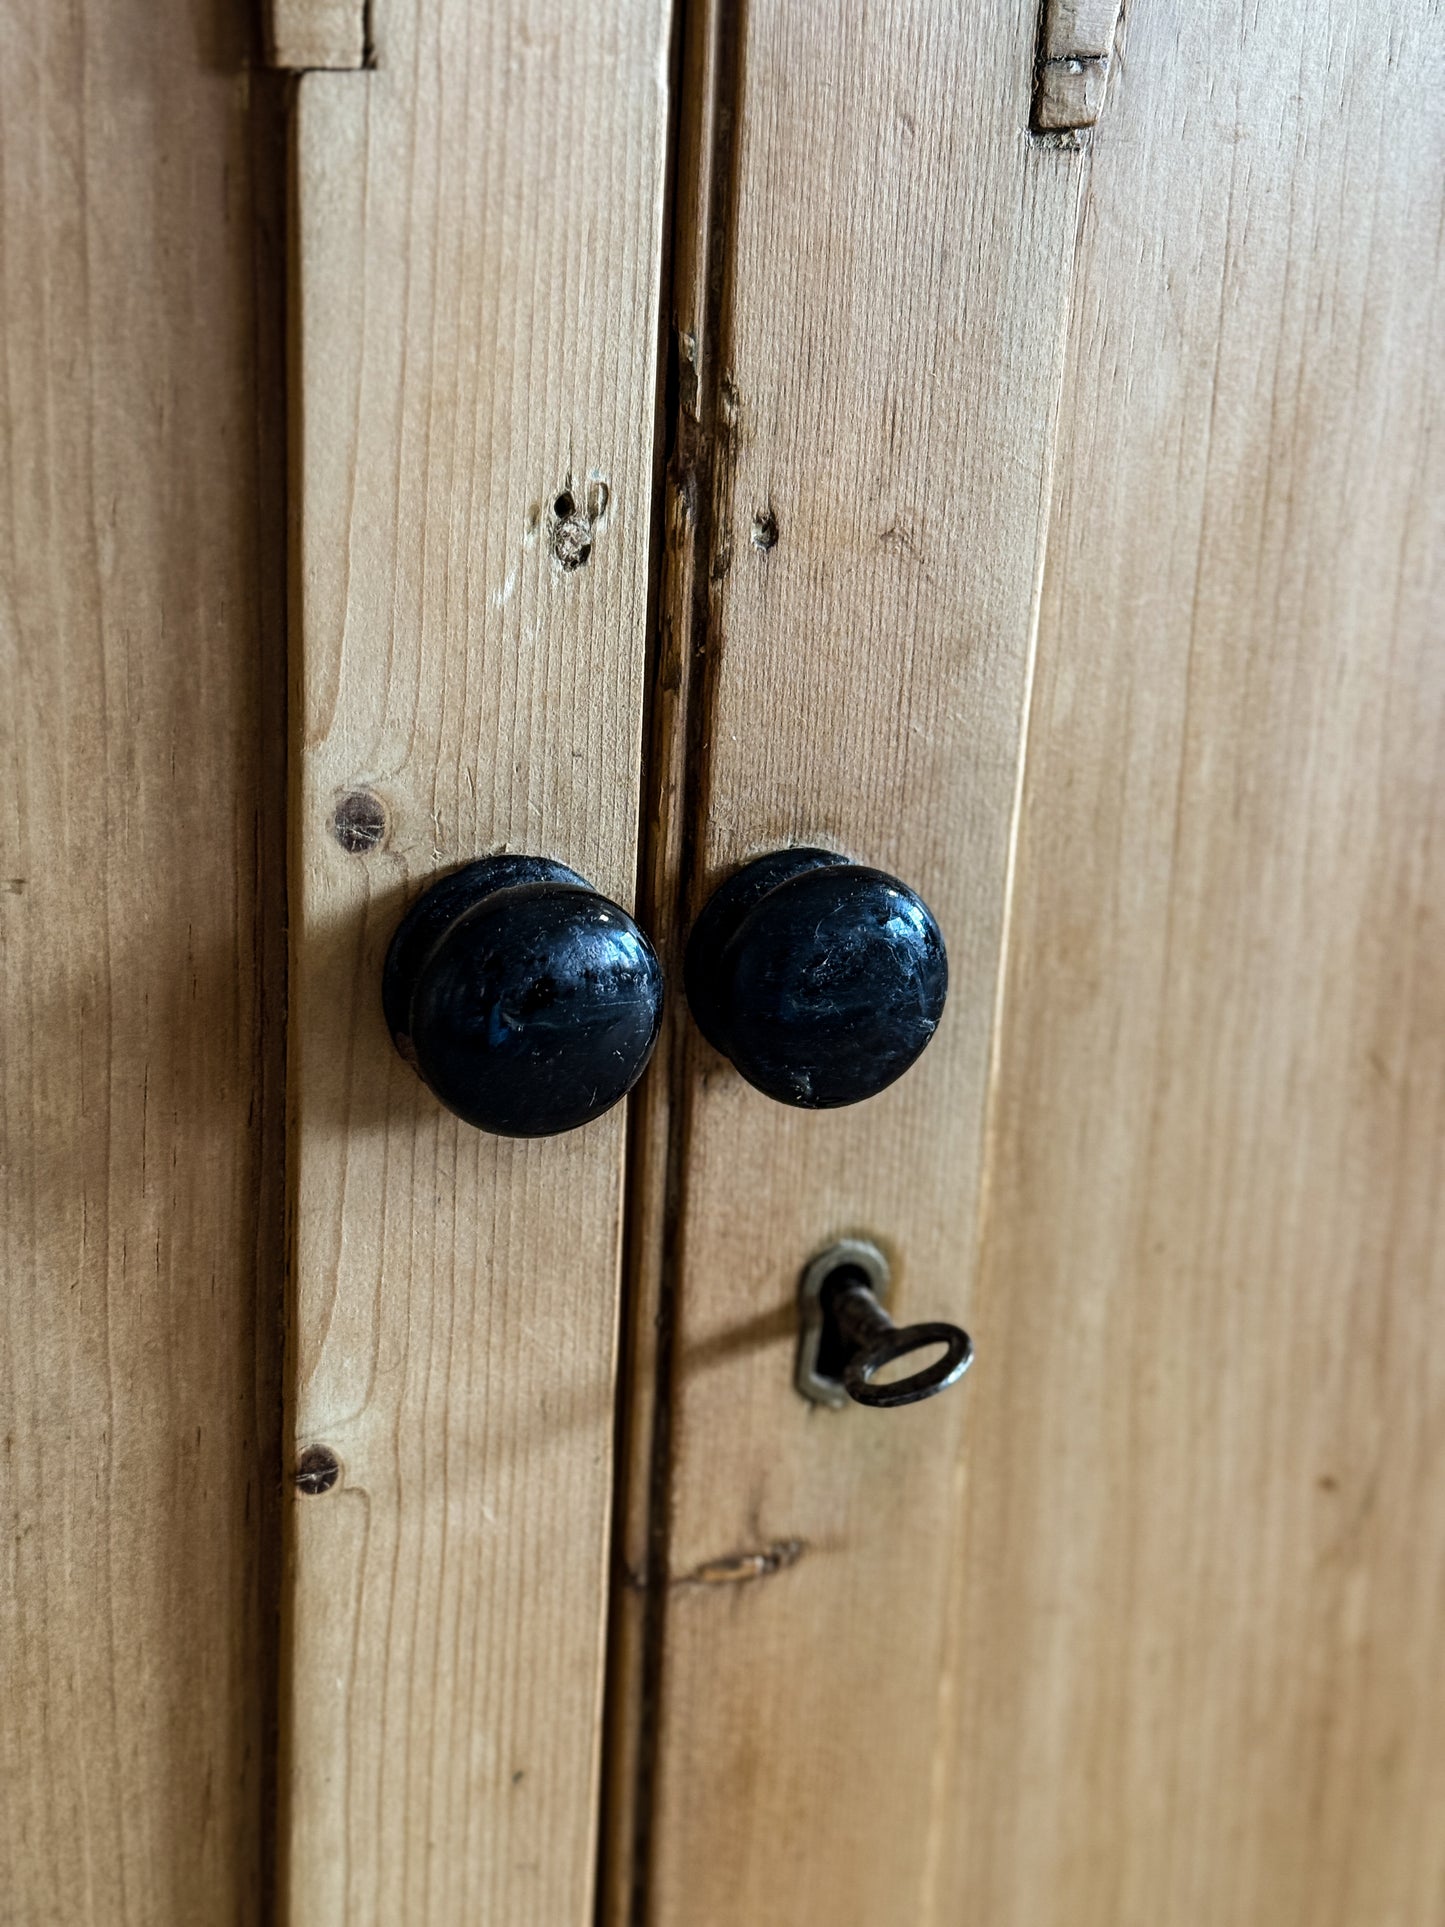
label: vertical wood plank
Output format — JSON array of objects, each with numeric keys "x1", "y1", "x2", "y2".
[
  {"x1": 940, "y1": 1, "x2": 1445, "y2": 1921},
  {"x1": 0, "y1": 4, "x2": 286, "y2": 1920},
  {"x1": 283, "y1": 3, "x2": 669, "y2": 1921},
  {"x1": 612, "y1": 2, "x2": 1090, "y2": 1920}
]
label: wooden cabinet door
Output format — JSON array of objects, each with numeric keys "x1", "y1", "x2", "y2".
[
  {"x1": 4, "y1": 2, "x2": 1441, "y2": 1923},
  {"x1": 607, "y1": 2, "x2": 1445, "y2": 1925},
  {"x1": 3, "y1": 0, "x2": 673, "y2": 1922}
]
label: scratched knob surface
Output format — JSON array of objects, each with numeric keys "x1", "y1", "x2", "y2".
[
  {"x1": 384, "y1": 856, "x2": 663, "y2": 1137},
  {"x1": 685, "y1": 848, "x2": 947, "y2": 1108}
]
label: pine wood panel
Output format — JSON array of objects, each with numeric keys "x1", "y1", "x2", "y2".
[
  {"x1": 939, "y1": 1, "x2": 1445, "y2": 1921},
  {"x1": 614, "y1": 2, "x2": 1092, "y2": 1920},
  {"x1": 0, "y1": 4, "x2": 285, "y2": 1920},
  {"x1": 621, "y1": 1, "x2": 1444, "y2": 1923},
  {"x1": 283, "y1": 4, "x2": 669, "y2": 1922}
]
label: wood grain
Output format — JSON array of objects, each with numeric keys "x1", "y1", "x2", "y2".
[
  {"x1": 0, "y1": 4, "x2": 286, "y2": 1921},
  {"x1": 283, "y1": 3, "x2": 669, "y2": 1922},
  {"x1": 940, "y1": 1, "x2": 1445, "y2": 1921},
  {"x1": 621, "y1": 1, "x2": 1445, "y2": 1923},
  {"x1": 612, "y1": 2, "x2": 1091, "y2": 1921}
]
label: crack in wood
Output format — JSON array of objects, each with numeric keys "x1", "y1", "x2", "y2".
[{"x1": 677, "y1": 1539, "x2": 807, "y2": 1587}]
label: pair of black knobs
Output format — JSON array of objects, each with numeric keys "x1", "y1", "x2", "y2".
[{"x1": 384, "y1": 849, "x2": 948, "y2": 1138}]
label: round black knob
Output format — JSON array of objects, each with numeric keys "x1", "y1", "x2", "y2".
[
  {"x1": 684, "y1": 848, "x2": 947, "y2": 1107},
  {"x1": 383, "y1": 855, "x2": 663, "y2": 1137}
]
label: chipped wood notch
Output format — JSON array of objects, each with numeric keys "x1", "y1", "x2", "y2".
[{"x1": 1032, "y1": 0, "x2": 1124, "y2": 131}]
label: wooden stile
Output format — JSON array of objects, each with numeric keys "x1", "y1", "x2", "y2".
[
  {"x1": 283, "y1": 3, "x2": 670, "y2": 1921},
  {"x1": 0, "y1": 4, "x2": 287, "y2": 1919},
  {"x1": 940, "y1": 2, "x2": 1445, "y2": 1919},
  {"x1": 608, "y1": 1, "x2": 1091, "y2": 1919}
]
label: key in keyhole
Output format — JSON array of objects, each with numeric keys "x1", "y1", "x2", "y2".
[{"x1": 796, "y1": 1240, "x2": 973, "y2": 1410}]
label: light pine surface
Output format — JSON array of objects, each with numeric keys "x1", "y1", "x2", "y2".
[
  {"x1": 283, "y1": 3, "x2": 669, "y2": 1923},
  {"x1": 619, "y1": 1, "x2": 1445, "y2": 1925},
  {"x1": 0, "y1": 3, "x2": 285, "y2": 1921},
  {"x1": 618, "y1": 2, "x2": 1092, "y2": 1922},
  {"x1": 4, "y1": 2, "x2": 1439, "y2": 1919},
  {"x1": 940, "y1": 2, "x2": 1445, "y2": 1921}
]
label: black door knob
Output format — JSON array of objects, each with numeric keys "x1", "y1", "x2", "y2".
[
  {"x1": 383, "y1": 855, "x2": 663, "y2": 1137},
  {"x1": 684, "y1": 848, "x2": 947, "y2": 1107}
]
